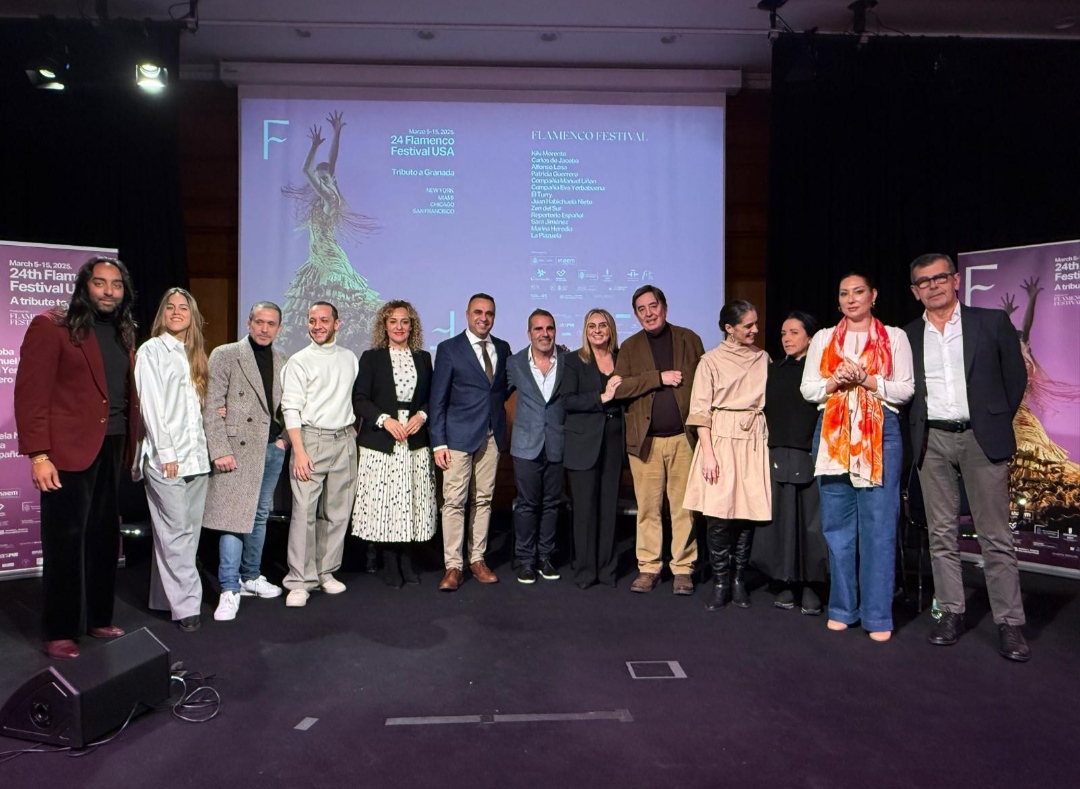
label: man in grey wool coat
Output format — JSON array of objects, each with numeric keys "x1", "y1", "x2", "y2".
[{"x1": 203, "y1": 301, "x2": 290, "y2": 622}]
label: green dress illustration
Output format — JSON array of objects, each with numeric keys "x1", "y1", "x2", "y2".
[{"x1": 279, "y1": 111, "x2": 381, "y2": 354}]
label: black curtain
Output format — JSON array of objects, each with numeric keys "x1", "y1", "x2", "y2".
[
  {"x1": 0, "y1": 19, "x2": 187, "y2": 336},
  {"x1": 765, "y1": 34, "x2": 1080, "y2": 354}
]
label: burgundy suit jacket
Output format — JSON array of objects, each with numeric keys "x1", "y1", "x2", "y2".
[{"x1": 14, "y1": 310, "x2": 141, "y2": 472}]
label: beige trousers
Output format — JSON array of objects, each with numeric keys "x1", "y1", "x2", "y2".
[
  {"x1": 284, "y1": 426, "x2": 357, "y2": 591},
  {"x1": 440, "y1": 433, "x2": 500, "y2": 570},
  {"x1": 628, "y1": 434, "x2": 697, "y2": 575}
]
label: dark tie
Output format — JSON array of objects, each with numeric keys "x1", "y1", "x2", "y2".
[{"x1": 481, "y1": 340, "x2": 494, "y2": 383}]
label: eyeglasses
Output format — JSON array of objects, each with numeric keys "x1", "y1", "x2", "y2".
[{"x1": 913, "y1": 272, "x2": 954, "y2": 289}]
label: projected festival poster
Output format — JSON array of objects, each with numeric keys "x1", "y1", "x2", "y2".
[
  {"x1": 239, "y1": 96, "x2": 725, "y2": 358},
  {"x1": 0, "y1": 241, "x2": 117, "y2": 579},
  {"x1": 960, "y1": 240, "x2": 1080, "y2": 575}
]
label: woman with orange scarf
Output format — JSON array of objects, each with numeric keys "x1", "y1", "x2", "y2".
[{"x1": 800, "y1": 273, "x2": 913, "y2": 641}]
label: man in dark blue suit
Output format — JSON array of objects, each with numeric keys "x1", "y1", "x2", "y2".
[
  {"x1": 905, "y1": 253, "x2": 1030, "y2": 662},
  {"x1": 506, "y1": 309, "x2": 566, "y2": 584},
  {"x1": 430, "y1": 294, "x2": 511, "y2": 591}
]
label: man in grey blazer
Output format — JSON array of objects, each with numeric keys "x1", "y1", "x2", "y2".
[
  {"x1": 507, "y1": 309, "x2": 566, "y2": 583},
  {"x1": 905, "y1": 254, "x2": 1029, "y2": 662},
  {"x1": 204, "y1": 302, "x2": 289, "y2": 622}
]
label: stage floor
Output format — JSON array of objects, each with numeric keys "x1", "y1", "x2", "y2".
[{"x1": 1, "y1": 520, "x2": 1077, "y2": 788}]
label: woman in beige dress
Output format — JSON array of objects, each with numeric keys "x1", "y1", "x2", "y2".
[{"x1": 684, "y1": 300, "x2": 771, "y2": 612}]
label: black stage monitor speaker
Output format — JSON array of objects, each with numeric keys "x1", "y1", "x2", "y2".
[{"x1": 0, "y1": 627, "x2": 170, "y2": 747}]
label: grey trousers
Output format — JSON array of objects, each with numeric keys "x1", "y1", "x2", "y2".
[
  {"x1": 145, "y1": 464, "x2": 208, "y2": 620},
  {"x1": 918, "y1": 427, "x2": 1025, "y2": 625},
  {"x1": 284, "y1": 426, "x2": 357, "y2": 591}
]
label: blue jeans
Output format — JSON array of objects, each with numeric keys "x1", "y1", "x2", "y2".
[
  {"x1": 813, "y1": 409, "x2": 900, "y2": 632},
  {"x1": 218, "y1": 442, "x2": 286, "y2": 592}
]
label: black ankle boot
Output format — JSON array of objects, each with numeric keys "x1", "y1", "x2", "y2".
[
  {"x1": 732, "y1": 574, "x2": 751, "y2": 608},
  {"x1": 705, "y1": 580, "x2": 732, "y2": 611},
  {"x1": 400, "y1": 544, "x2": 420, "y2": 585},
  {"x1": 732, "y1": 526, "x2": 754, "y2": 608},
  {"x1": 704, "y1": 518, "x2": 732, "y2": 612},
  {"x1": 381, "y1": 547, "x2": 404, "y2": 589}
]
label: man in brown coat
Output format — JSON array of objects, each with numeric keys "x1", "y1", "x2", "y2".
[
  {"x1": 203, "y1": 302, "x2": 289, "y2": 622},
  {"x1": 613, "y1": 285, "x2": 705, "y2": 594}
]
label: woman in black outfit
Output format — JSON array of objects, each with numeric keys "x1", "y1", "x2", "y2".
[
  {"x1": 563, "y1": 308, "x2": 625, "y2": 589},
  {"x1": 751, "y1": 311, "x2": 829, "y2": 614}
]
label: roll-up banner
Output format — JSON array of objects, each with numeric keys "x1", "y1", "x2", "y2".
[
  {"x1": 0, "y1": 240, "x2": 118, "y2": 580},
  {"x1": 959, "y1": 240, "x2": 1080, "y2": 578}
]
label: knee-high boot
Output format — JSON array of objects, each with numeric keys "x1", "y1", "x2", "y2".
[
  {"x1": 400, "y1": 543, "x2": 420, "y2": 585},
  {"x1": 381, "y1": 544, "x2": 404, "y2": 589},
  {"x1": 732, "y1": 525, "x2": 754, "y2": 609},
  {"x1": 704, "y1": 518, "x2": 733, "y2": 611}
]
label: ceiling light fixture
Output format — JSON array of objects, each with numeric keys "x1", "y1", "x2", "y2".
[
  {"x1": 136, "y1": 62, "x2": 168, "y2": 92},
  {"x1": 848, "y1": 0, "x2": 878, "y2": 36},
  {"x1": 757, "y1": 0, "x2": 788, "y2": 31},
  {"x1": 25, "y1": 51, "x2": 68, "y2": 91}
]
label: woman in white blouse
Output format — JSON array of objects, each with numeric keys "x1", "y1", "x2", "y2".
[
  {"x1": 801, "y1": 273, "x2": 913, "y2": 642},
  {"x1": 135, "y1": 288, "x2": 211, "y2": 633}
]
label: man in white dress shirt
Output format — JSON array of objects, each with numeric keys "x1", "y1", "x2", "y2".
[
  {"x1": 904, "y1": 253, "x2": 1030, "y2": 661},
  {"x1": 506, "y1": 309, "x2": 566, "y2": 583},
  {"x1": 429, "y1": 294, "x2": 512, "y2": 591},
  {"x1": 281, "y1": 302, "x2": 360, "y2": 608}
]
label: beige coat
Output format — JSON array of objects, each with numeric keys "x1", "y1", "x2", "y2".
[
  {"x1": 202, "y1": 339, "x2": 287, "y2": 534},
  {"x1": 682, "y1": 341, "x2": 772, "y2": 521}
]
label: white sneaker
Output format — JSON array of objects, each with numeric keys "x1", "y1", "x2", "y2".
[
  {"x1": 214, "y1": 591, "x2": 241, "y2": 621},
  {"x1": 240, "y1": 575, "x2": 283, "y2": 598},
  {"x1": 285, "y1": 589, "x2": 309, "y2": 607},
  {"x1": 321, "y1": 577, "x2": 346, "y2": 594}
]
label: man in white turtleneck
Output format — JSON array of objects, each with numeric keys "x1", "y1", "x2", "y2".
[{"x1": 280, "y1": 301, "x2": 360, "y2": 608}]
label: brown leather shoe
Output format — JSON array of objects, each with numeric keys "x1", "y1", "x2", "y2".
[
  {"x1": 470, "y1": 561, "x2": 499, "y2": 584},
  {"x1": 44, "y1": 639, "x2": 80, "y2": 660},
  {"x1": 439, "y1": 568, "x2": 463, "y2": 591},
  {"x1": 89, "y1": 625, "x2": 125, "y2": 639},
  {"x1": 630, "y1": 572, "x2": 660, "y2": 593},
  {"x1": 672, "y1": 574, "x2": 695, "y2": 596}
]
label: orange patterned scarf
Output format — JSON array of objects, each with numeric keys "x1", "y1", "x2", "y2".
[{"x1": 817, "y1": 317, "x2": 893, "y2": 486}]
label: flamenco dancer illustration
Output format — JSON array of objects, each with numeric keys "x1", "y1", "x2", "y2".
[
  {"x1": 1000, "y1": 277, "x2": 1080, "y2": 521},
  {"x1": 278, "y1": 110, "x2": 382, "y2": 353}
]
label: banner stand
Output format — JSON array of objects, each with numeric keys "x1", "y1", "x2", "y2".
[
  {"x1": 0, "y1": 240, "x2": 119, "y2": 581},
  {"x1": 959, "y1": 240, "x2": 1080, "y2": 580}
]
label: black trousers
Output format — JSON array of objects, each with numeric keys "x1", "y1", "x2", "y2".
[
  {"x1": 567, "y1": 414, "x2": 623, "y2": 586},
  {"x1": 512, "y1": 450, "x2": 564, "y2": 568},
  {"x1": 39, "y1": 435, "x2": 124, "y2": 640}
]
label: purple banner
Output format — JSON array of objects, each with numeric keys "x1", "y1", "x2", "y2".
[
  {"x1": 960, "y1": 240, "x2": 1080, "y2": 575},
  {"x1": 0, "y1": 240, "x2": 116, "y2": 579}
]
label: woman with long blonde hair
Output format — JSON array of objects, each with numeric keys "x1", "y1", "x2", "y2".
[
  {"x1": 562, "y1": 308, "x2": 625, "y2": 588},
  {"x1": 135, "y1": 287, "x2": 211, "y2": 632}
]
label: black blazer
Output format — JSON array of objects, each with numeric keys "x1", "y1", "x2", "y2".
[
  {"x1": 905, "y1": 303, "x2": 1026, "y2": 465},
  {"x1": 353, "y1": 348, "x2": 433, "y2": 454},
  {"x1": 561, "y1": 351, "x2": 624, "y2": 472}
]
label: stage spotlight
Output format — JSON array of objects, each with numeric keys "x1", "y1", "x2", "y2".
[
  {"x1": 136, "y1": 62, "x2": 168, "y2": 92},
  {"x1": 25, "y1": 53, "x2": 68, "y2": 90}
]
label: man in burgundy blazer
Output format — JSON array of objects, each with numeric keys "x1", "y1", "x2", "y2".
[{"x1": 14, "y1": 257, "x2": 141, "y2": 660}]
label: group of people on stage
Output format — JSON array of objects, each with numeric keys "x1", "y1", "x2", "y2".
[{"x1": 14, "y1": 252, "x2": 1031, "y2": 663}]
